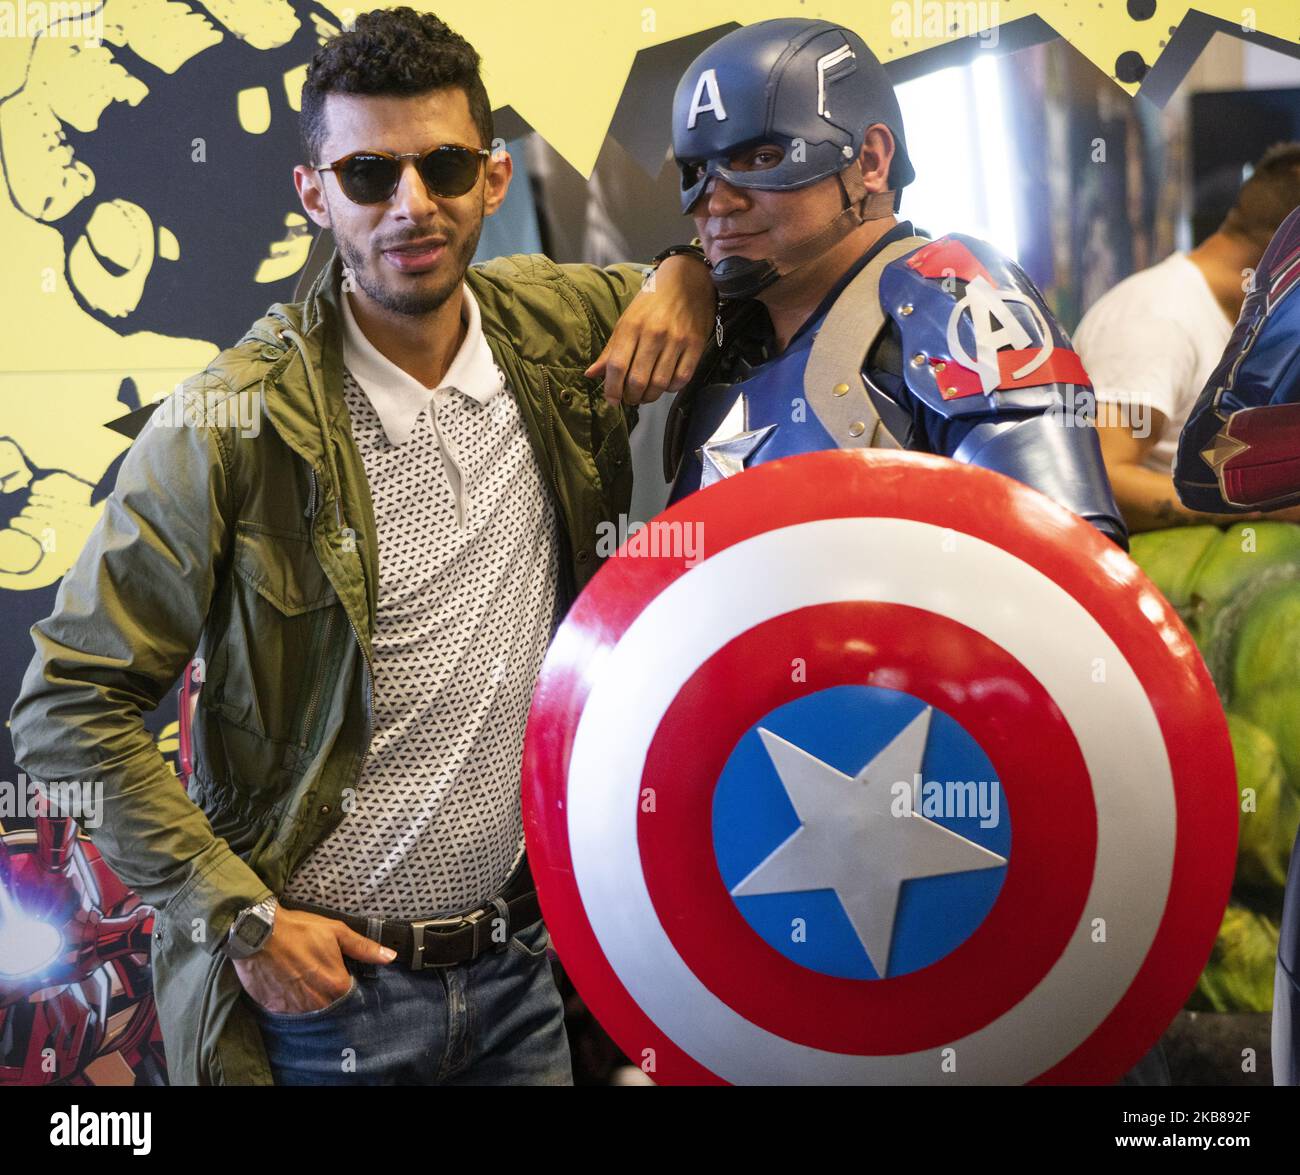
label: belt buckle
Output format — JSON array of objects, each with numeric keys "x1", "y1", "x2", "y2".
[{"x1": 408, "y1": 908, "x2": 490, "y2": 969}]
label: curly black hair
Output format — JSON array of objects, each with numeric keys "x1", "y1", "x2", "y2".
[{"x1": 299, "y1": 8, "x2": 494, "y2": 164}]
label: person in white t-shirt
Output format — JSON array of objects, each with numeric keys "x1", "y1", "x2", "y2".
[{"x1": 1075, "y1": 143, "x2": 1300, "y2": 532}]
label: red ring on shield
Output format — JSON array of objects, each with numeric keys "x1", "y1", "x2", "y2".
[
  {"x1": 638, "y1": 600, "x2": 1095, "y2": 1054},
  {"x1": 523, "y1": 450, "x2": 1237, "y2": 1085}
]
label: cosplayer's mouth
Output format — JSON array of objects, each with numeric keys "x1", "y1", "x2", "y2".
[
  {"x1": 382, "y1": 237, "x2": 448, "y2": 272},
  {"x1": 711, "y1": 230, "x2": 763, "y2": 250}
]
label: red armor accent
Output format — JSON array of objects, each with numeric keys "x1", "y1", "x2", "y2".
[{"x1": 934, "y1": 347, "x2": 1092, "y2": 400}]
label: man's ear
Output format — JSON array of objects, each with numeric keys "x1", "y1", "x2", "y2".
[
  {"x1": 294, "y1": 164, "x2": 331, "y2": 229},
  {"x1": 483, "y1": 141, "x2": 514, "y2": 218},
  {"x1": 858, "y1": 124, "x2": 896, "y2": 194}
]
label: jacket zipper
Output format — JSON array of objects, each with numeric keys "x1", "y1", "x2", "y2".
[
  {"x1": 539, "y1": 370, "x2": 578, "y2": 611},
  {"x1": 298, "y1": 465, "x2": 325, "y2": 742},
  {"x1": 295, "y1": 584, "x2": 371, "y2": 852},
  {"x1": 539, "y1": 370, "x2": 564, "y2": 506},
  {"x1": 299, "y1": 604, "x2": 336, "y2": 742},
  {"x1": 345, "y1": 610, "x2": 374, "y2": 780},
  {"x1": 306, "y1": 459, "x2": 373, "y2": 804}
]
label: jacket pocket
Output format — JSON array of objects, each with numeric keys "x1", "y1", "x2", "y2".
[
  {"x1": 234, "y1": 524, "x2": 338, "y2": 615},
  {"x1": 210, "y1": 523, "x2": 343, "y2": 748}
]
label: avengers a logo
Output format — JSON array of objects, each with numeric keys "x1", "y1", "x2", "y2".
[
  {"x1": 895, "y1": 235, "x2": 1092, "y2": 403},
  {"x1": 522, "y1": 450, "x2": 1236, "y2": 1085},
  {"x1": 947, "y1": 274, "x2": 1054, "y2": 395}
]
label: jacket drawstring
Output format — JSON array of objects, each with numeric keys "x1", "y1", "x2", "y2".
[{"x1": 280, "y1": 325, "x2": 345, "y2": 532}]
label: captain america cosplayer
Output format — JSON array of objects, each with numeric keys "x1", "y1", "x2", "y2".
[
  {"x1": 661, "y1": 18, "x2": 1126, "y2": 551},
  {"x1": 1172, "y1": 205, "x2": 1300, "y2": 1085}
]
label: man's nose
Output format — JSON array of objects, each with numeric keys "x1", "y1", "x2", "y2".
[
  {"x1": 390, "y1": 159, "x2": 440, "y2": 220},
  {"x1": 703, "y1": 174, "x2": 749, "y2": 216}
]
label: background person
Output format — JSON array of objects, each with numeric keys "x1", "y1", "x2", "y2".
[{"x1": 1076, "y1": 143, "x2": 1300, "y2": 533}]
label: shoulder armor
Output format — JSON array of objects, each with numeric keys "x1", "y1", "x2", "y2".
[{"x1": 878, "y1": 233, "x2": 1090, "y2": 420}]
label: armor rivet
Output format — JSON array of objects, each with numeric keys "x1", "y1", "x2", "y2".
[
  {"x1": 320, "y1": 804, "x2": 331, "y2": 815},
  {"x1": 848, "y1": 421, "x2": 866, "y2": 438},
  {"x1": 832, "y1": 383, "x2": 850, "y2": 397},
  {"x1": 934, "y1": 361, "x2": 947, "y2": 372},
  {"x1": 899, "y1": 303, "x2": 914, "y2": 316},
  {"x1": 910, "y1": 352, "x2": 927, "y2": 367},
  {"x1": 946, "y1": 387, "x2": 959, "y2": 396}
]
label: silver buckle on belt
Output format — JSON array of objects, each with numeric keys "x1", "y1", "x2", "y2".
[{"x1": 407, "y1": 908, "x2": 490, "y2": 969}]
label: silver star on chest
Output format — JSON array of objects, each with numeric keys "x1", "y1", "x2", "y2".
[
  {"x1": 697, "y1": 392, "x2": 775, "y2": 489},
  {"x1": 730, "y1": 707, "x2": 1007, "y2": 978}
]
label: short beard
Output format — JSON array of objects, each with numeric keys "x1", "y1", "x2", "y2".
[{"x1": 330, "y1": 197, "x2": 484, "y2": 318}]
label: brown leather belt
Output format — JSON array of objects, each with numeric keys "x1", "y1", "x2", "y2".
[{"x1": 278, "y1": 859, "x2": 541, "y2": 970}]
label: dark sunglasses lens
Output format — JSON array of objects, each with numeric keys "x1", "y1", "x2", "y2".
[
  {"x1": 418, "y1": 147, "x2": 481, "y2": 197},
  {"x1": 338, "y1": 155, "x2": 400, "y2": 204}
]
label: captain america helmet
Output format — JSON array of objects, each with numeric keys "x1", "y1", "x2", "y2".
[{"x1": 671, "y1": 18, "x2": 916, "y2": 215}]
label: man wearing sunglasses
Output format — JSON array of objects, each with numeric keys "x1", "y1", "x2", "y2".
[{"x1": 10, "y1": 8, "x2": 714, "y2": 1086}]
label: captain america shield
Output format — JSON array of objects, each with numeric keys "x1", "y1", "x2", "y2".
[{"x1": 522, "y1": 449, "x2": 1236, "y2": 1085}]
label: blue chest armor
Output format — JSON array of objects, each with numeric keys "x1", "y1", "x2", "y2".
[
  {"x1": 664, "y1": 232, "x2": 1127, "y2": 549},
  {"x1": 669, "y1": 309, "x2": 838, "y2": 505}
]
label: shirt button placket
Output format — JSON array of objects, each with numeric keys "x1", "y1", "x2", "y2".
[{"x1": 429, "y1": 391, "x2": 468, "y2": 530}]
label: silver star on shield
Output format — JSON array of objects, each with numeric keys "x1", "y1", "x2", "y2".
[{"x1": 730, "y1": 707, "x2": 1007, "y2": 978}]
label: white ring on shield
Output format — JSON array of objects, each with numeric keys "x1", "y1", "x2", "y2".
[{"x1": 565, "y1": 516, "x2": 1174, "y2": 1085}]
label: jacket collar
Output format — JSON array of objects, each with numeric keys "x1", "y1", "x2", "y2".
[
  {"x1": 253, "y1": 250, "x2": 519, "y2": 463},
  {"x1": 247, "y1": 249, "x2": 350, "y2": 471}
]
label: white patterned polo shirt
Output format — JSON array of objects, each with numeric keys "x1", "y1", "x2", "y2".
[{"x1": 281, "y1": 283, "x2": 560, "y2": 920}]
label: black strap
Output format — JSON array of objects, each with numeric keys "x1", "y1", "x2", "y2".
[
  {"x1": 651, "y1": 243, "x2": 711, "y2": 270},
  {"x1": 279, "y1": 859, "x2": 541, "y2": 970}
]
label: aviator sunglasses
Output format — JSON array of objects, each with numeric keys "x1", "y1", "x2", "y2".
[{"x1": 316, "y1": 144, "x2": 492, "y2": 205}]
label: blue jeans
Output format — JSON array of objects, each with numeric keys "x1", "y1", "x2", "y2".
[{"x1": 245, "y1": 918, "x2": 573, "y2": 1085}]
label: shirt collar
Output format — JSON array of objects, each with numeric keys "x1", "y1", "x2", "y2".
[{"x1": 340, "y1": 282, "x2": 503, "y2": 446}]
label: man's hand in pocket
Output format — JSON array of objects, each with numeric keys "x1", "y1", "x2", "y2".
[{"x1": 232, "y1": 907, "x2": 396, "y2": 1014}]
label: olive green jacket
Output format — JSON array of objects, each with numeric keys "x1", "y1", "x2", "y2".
[{"x1": 8, "y1": 248, "x2": 646, "y2": 1084}]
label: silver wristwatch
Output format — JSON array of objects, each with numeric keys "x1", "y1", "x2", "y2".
[{"x1": 225, "y1": 895, "x2": 279, "y2": 959}]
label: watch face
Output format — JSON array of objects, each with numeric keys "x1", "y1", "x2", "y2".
[{"x1": 235, "y1": 913, "x2": 270, "y2": 950}]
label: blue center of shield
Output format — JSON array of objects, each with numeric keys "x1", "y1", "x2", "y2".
[{"x1": 712, "y1": 686, "x2": 1010, "y2": 981}]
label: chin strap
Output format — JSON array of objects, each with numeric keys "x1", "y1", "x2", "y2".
[{"x1": 711, "y1": 167, "x2": 897, "y2": 300}]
